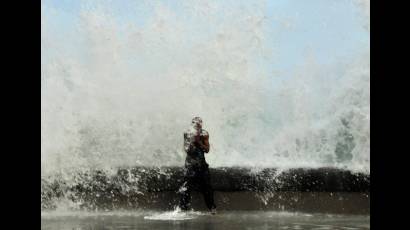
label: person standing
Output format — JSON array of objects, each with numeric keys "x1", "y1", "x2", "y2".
[{"x1": 179, "y1": 117, "x2": 216, "y2": 214}]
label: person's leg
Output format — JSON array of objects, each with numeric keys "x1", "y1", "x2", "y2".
[
  {"x1": 199, "y1": 167, "x2": 216, "y2": 210},
  {"x1": 179, "y1": 168, "x2": 193, "y2": 210}
]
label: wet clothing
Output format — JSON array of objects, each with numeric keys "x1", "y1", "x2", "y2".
[
  {"x1": 185, "y1": 144, "x2": 207, "y2": 167},
  {"x1": 179, "y1": 129, "x2": 216, "y2": 211},
  {"x1": 179, "y1": 163, "x2": 216, "y2": 211}
]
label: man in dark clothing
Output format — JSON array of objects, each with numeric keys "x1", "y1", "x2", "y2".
[{"x1": 179, "y1": 117, "x2": 217, "y2": 214}]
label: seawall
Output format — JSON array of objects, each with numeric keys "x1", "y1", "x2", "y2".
[{"x1": 41, "y1": 167, "x2": 370, "y2": 213}]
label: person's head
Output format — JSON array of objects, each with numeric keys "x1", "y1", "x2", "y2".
[{"x1": 191, "y1": 116, "x2": 203, "y2": 130}]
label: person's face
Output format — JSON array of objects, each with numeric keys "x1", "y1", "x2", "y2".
[{"x1": 192, "y1": 121, "x2": 202, "y2": 130}]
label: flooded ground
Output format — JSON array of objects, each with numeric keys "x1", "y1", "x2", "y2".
[
  {"x1": 42, "y1": 191, "x2": 369, "y2": 229},
  {"x1": 41, "y1": 210, "x2": 369, "y2": 230}
]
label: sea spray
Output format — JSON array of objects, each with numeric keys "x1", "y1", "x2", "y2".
[{"x1": 41, "y1": 1, "x2": 369, "y2": 174}]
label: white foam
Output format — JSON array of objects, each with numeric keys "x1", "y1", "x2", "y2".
[
  {"x1": 144, "y1": 207, "x2": 205, "y2": 221},
  {"x1": 41, "y1": 1, "x2": 369, "y2": 175}
]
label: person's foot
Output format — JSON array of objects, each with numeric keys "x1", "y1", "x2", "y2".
[{"x1": 210, "y1": 208, "x2": 217, "y2": 215}]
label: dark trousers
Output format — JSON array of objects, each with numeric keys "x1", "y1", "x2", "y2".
[{"x1": 178, "y1": 164, "x2": 216, "y2": 211}]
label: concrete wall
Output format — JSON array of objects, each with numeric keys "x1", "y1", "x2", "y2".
[{"x1": 41, "y1": 167, "x2": 370, "y2": 212}]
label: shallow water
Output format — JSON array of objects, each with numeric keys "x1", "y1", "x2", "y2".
[{"x1": 41, "y1": 210, "x2": 369, "y2": 230}]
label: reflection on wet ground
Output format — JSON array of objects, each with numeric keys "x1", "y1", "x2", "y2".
[{"x1": 41, "y1": 210, "x2": 369, "y2": 230}]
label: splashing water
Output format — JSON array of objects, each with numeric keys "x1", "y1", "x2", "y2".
[
  {"x1": 144, "y1": 207, "x2": 206, "y2": 220},
  {"x1": 41, "y1": 1, "x2": 369, "y2": 176}
]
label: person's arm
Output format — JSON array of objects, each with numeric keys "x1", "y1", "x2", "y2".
[
  {"x1": 184, "y1": 133, "x2": 195, "y2": 153},
  {"x1": 203, "y1": 135, "x2": 210, "y2": 153},
  {"x1": 201, "y1": 134, "x2": 210, "y2": 153}
]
